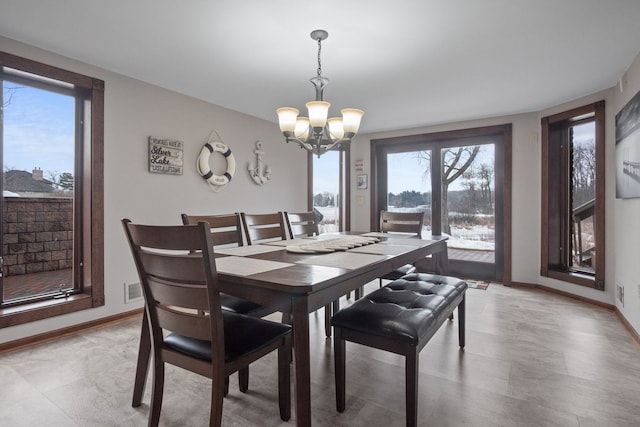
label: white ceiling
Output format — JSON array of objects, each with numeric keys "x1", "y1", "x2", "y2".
[{"x1": 2, "y1": 0, "x2": 640, "y2": 134}]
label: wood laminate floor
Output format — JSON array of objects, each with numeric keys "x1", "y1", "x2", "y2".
[{"x1": 1, "y1": 281, "x2": 639, "y2": 426}]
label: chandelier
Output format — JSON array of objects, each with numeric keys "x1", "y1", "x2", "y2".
[{"x1": 276, "y1": 29, "x2": 364, "y2": 157}]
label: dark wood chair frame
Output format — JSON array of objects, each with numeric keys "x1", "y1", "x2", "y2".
[
  {"x1": 240, "y1": 212, "x2": 288, "y2": 245},
  {"x1": 378, "y1": 210, "x2": 425, "y2": 286},
  {"x1": 122, "y1": 219, "x2": 291, "y2": 426},
  {"x1": 181, "y1": 213, "x2": 279, "y2": 391},
  {"x1": 284, "y1": 211, "x2": 338, "y2": 337}
]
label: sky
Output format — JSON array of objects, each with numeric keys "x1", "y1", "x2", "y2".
[{"x1": 3, "y1": 83, "x2": 75, "y2": 178}]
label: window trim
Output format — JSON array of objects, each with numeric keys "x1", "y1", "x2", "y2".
[
  {"x1": 540, "y1": 101, "x2": 605, "y2": 290},
  {"x1": 0, "y1": 51, "x2": 104, "y2": 327}
]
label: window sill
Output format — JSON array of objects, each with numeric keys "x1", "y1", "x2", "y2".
[
  {"x1": 0, "y1": 293, "x2": 94, "y2": 328},
  {"x1": 546, "y1": 269, "x2": 599, "y2": 289}
]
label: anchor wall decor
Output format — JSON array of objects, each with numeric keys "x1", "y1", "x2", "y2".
[{"x1": 247, "y1": 140, "x2": 271, "y2": 186}]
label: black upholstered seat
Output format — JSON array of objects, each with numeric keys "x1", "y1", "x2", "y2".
[{"x1": 164, "y1": 311, "x2": 291, "y2": 362}]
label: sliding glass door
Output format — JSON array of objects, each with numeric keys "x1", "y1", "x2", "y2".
[{"x1": 372, "y1": 125, "x2": 511, "y2": 282}]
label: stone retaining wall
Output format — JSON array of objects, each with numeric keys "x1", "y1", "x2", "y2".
[{"x1": 2, "y1": 197, "x2": 73, "y2": 276}]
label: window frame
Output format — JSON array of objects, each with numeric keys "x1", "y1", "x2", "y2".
[
  {"x1": 0, "y1": 51, "x2": 104, "y2": 327},
  {"x1": 307, "y1": 146, "x2": 351, "y2": 231},
  {"x1": 540, "y1": 101, "x2": 605, "y2": 290}
]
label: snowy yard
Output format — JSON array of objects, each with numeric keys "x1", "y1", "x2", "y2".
[{"x1": 314, "y1": 205, "x2": 495, "y2": 251}]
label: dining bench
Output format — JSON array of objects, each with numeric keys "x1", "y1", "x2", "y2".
[{"x1": 331, "y1": 273, "x2": 467, "y2": 427}]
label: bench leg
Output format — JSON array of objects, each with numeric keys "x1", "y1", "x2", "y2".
[
  {"x1": 458, "y1": 295, "x2": 466, "y2": 348},
  {"x1": 334, "y1": 328, "x2": 346, "y2": 412},
  {"x1": 405, "y1": 348, "x2": 419, "y2": 427}
]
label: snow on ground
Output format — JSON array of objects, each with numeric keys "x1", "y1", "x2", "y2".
[{"x1": 315, "y1": 205, "x2": 495, "y2": 251}]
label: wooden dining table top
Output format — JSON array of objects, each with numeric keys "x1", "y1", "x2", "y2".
[{"x1": 213, "y1": 232, "x2": 449, "y2": 299}]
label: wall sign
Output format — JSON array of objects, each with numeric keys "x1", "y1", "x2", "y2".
[{"x1": 148, "y1": 136, "x2": 183, "y2": 175}]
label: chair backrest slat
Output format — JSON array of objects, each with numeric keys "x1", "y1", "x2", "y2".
[
  {"x1": 240, "y1": 212, "x2": 287, "y2": 245},
  {"x1": 285, "y1": 211, "x2": 320, "y2": 238},
  {"x1": 181, "y1": 213, "x2": 243, "y2": 247},
  {"x1": 379, "y1": 210, "x2": 424, "y2": 236},
  {"x1": 156, "y1": 305, "x2": 211, "y2": 341},
  {"x1": 147, "y1": 277, "x2": 209, "y2": 311}
]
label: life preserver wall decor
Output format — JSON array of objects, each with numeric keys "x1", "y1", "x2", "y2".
[{"x1": 196, "y1": 130, "x2": 236, "y2": 192}]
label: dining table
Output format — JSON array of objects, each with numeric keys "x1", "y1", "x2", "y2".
[{"x1": 131, "y1": 232, "x2": 449, "y2": 426}]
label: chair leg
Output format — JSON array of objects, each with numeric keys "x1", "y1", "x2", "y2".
[
  {"x1": 210, "y1": 375, "x2": 225, "y2": 426},
  {"x1": 132, "y1": 312, "x2": 150, "y2": 407},
  {"x1": 277, "y1": 335, "x2": 292, "y2": 421},
  {"x1": 238, "y1": 367, "x2": 249, "y2": 393},
  {"x1": 458, "y1": 295, "x2": 466, "y2": 348},
  {"x1": 281, "y1": 311, "x2": 292, "y2": 324},
  {"x1": 149, "y1": 359, "x2": 165, "y2": 427},
  {"x1": 334, "y1": 328, "x2": 346, "y2": 412},
  {"x1": 405, "y1": 349, "x2": 419, "y2": 427}
]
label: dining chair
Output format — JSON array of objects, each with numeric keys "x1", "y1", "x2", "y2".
[
  {"x1": 285, "y1": 210, "x2": 320, "y2": 239},
  {"x1": 240, "y1": 212, "x2": 287, "y2": 245},
  {"x1": 284, "y1": 210, "x2": 336, "y2": 337},
  {"x1": 378, "y1": 210, "x2": 425, "y2": 286},
  {"x1": 122, "y1": 219, "x2": 291, "y2": 426},
  {"x1": 182, "y1": 213, "x2": 279, "y2": 392}
]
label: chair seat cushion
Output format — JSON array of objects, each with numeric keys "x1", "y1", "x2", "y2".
[
  {"x1": 164, "y1": 311, "x2": 291, "y2": 361},
  {"x1": 220, "y1": 293, "x2": 265, "y2": 315},
  {"x1": 332, "y1": 274, "x2": 467, "y2": 345},
  {"x1": 381, "y1": 264, "x2": 416, "y2": 281}
]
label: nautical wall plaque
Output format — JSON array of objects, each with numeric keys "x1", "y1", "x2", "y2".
[{"x1": 148, "y1": 136, "x2": 184, "y2": 175}]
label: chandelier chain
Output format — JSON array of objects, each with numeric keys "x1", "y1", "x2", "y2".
[{"x1": 316, "y1": 37, "x2": 322, "y2": 77}]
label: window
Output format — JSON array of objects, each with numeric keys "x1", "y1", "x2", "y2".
[
  {"x1": 541, "y1": 101, "x2": 605, "y2": 289},
  {"x1": 0, "y1": 51, "x2": 104, "y2": 327},
  {"x1": 310, "y1": 147, "x2": 350, "y2": 232}
]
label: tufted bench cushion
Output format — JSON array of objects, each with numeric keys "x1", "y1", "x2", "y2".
[
  {"x1": 331, "y1": 273, "x2": 467, "y2": 427},
  {"x1": 331, "y1": 273, "x2": 467, "y2": 346}
]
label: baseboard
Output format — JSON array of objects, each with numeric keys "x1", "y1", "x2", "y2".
[
  {"x1": 511, "y1": 281, "x2": 614, "y2": 310},
  {"x1": 511, "y1": 281, "x2": 639, "y2": 346},
  {"x1": 0, "y1": 308, "x2": 143, "y2": 355},
  {"x1": 615, "y1": 308, "x2": 640, "y2": 347}
]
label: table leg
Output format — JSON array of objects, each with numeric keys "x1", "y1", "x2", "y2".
[
  {"x1": 132, "y1": 310, "x2": 150, "y2": 407},
  {"x1": 434, "y1": 244, "x2": 449, "y2": 275},
  {"x1": 291, "y1": 296, "x2": 311, "y2": 426}
]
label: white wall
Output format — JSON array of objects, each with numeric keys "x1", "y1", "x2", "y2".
[
  {"x1": 612, "y1": 52, "x2": 640, "y2": 334},
  {"x1": 0, "y1": 36, "x2": 307, "y2": 343}
]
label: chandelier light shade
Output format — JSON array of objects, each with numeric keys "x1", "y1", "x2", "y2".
[{"x1": 276, "y1": 29, "x2": 364, "y2": 157}]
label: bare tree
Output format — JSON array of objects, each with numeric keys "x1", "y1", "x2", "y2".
[
  {"x1": 46, "y1": 170, "x2": 61, "y2": 189},
  {"x1": 416, "y1": 146, "x2": 481, "y2": 235},
  {"x1": 2, "y1": 84, "x2": 22, "y2": 108}
]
